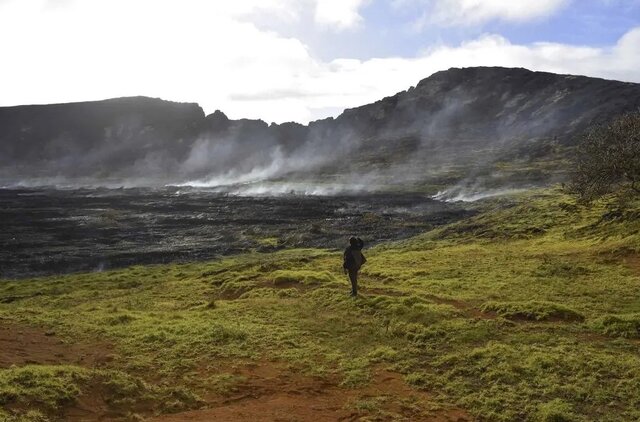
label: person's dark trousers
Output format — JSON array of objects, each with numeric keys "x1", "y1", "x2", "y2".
[{"x1": 348, "y1": 268, "x2": 358, "y2": 296}]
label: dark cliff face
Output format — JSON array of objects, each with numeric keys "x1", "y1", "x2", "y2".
[
  {"x1": 0, "y1": 97, "x2": 205, "y2": 181},
  {"x1": 339, "y1": 67, "x2": 640, "y2": 143},
  {"x1": 1, "y1": 67, "x2": 639, "y2": 188}
]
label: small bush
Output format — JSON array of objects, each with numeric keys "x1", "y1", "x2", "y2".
[{"x1": 569, "y1": 111, "x2": 640, "y2": 202}]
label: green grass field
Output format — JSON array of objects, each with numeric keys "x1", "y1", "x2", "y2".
[{"x1": 1, "y1": 188, "x2": 640, "y2": 421}]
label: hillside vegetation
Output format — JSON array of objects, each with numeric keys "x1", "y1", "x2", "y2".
[{"x1": 1, "y1": 188, "x2": 640, "y2": 421}]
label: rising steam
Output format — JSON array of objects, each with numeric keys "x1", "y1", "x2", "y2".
[{"x1": 4, "y1": 67, "x2": 625, "y2": 196}]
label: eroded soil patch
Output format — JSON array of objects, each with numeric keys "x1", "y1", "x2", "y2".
[
  {"x1": 0, "y1": 319, "x2": 114, "y2": 369},
  {"x1": 625, "y1": 254, "x2": 640, "y2": 276},
  {"x1": 150, "y1": 360, "x2": 473, "y2": 422}
]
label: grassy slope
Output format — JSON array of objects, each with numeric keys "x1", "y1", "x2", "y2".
[{"x1": 1, "y1": 188, "x2": 640, "y2": 421}]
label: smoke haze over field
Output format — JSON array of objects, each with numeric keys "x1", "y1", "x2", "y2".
[{"x1": 1, "y1": 67, "x2": 640, "y2": 196}]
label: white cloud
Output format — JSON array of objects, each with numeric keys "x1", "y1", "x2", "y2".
[
  {"x1": 225, "y1": 28, "x2": 640, "y2": 123},
  {"x1": 416, "y1": 29, "x2": 640, "y2": 82},
  {"x1": 0, "y1": 0, "x2": 318, "y2": 122},
  {"x1": 0, "y1": 0, "x2": 638, "y2": 125},
  {"x1": 397, "y1": 0, "x2": 570, "y2": 28},
  {"x1": 314, "y1": 0, "x2": 368, "y2": 30}
]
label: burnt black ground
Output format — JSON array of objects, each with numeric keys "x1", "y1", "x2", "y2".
[{"x1": 0, "y1": 187, "x2": 474, "y2": 279}]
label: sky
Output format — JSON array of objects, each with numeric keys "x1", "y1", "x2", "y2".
[{"x1": 0, "y1": 0, "x2": 639, "y2": 123}]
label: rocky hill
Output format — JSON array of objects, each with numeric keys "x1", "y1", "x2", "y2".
[
  {"x1": 0, "y1": 97, "x2": 204, "y2": 184},
  {"x1": 1, "y1": 67, "x2": 639, "y2": 191}
]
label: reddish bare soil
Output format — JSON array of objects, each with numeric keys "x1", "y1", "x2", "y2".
[
  {"x1": 1, "y1": 320, "x2": 473, "y2": 422},
  {"x1": 625, "y1": 254, "x2": 640, "y2": 276},
  {"x1": 149, "y1": 360, "x2": 472, "y2": 422},
  {"x1": 0, "y1": 320, "x2": 119, "y2": 421},
  {"x1": 0, "y1": 319, "x2": 114, "y2": 369}
]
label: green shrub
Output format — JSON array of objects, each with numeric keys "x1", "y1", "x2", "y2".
[{"x1": 569, "y1": 111, "x2": 640, "y2": 202}]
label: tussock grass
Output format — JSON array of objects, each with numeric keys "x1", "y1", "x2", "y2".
[
  {"x1": 0, "y1": 365, "x2": 89, "y2": 412},
  {"x1": 481, "y1": 301, "x2": 584, "y2": 322},
  {"x1": 592, "y1": 313, "x2": 640, "y2": 338},
  {"x1": 0, "y1": 365, "x2": 202, "y2": 420},
  {"x1": 269, "y1": 269, "x2": 337, "y2": 285}
]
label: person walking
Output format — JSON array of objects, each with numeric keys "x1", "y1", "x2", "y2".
[{"x1": 343, "y1": 237, "x2": 366, "y2": 297}]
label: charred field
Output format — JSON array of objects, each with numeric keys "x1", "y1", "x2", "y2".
[{"x1": 0, "y1": 187, "x2": 474, "y2": 279}]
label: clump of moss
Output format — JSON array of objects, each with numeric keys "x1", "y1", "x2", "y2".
[
  {"x1": 535, "y1": 399, "x2": 577, "y2": 422},
  {"x1": 367, "y1": 346, "x2": 399, "y2": 363},
  {"x1": 239, "y1": 288, "x2": 300, "y2": 299},
  {"x1": 339, "y1": 357, "x2": 371, "y2": 387},
  {"x1": 593, "y1": 313, "x2": 640, "y2": 338},
  {"x1": 0, "y1": 365, "x2": 89, "y2": 411},
  {"x1": 404, "y1": 371, "x2": 430, "y2": 388},
  {"x1": 269, "y1": 270, "x2": 336, "y2": 286},
  {"x1": 106, "y1": 313, "x2": 136, "y2": 325},
  {"x1": 206, "y1": 373, "x2": 246, "y2": 395},
  {"x1": 533, "y1": 258, "x2": 592, "y2": 278}
]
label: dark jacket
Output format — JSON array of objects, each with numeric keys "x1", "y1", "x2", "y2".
[{"x1": 343, "y1": 246, "x2": 366, "y2": 271}]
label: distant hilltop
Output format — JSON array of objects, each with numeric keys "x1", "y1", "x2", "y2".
[{"x1": 1, "y1": 67, "x2": 639, "y2": 189}]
